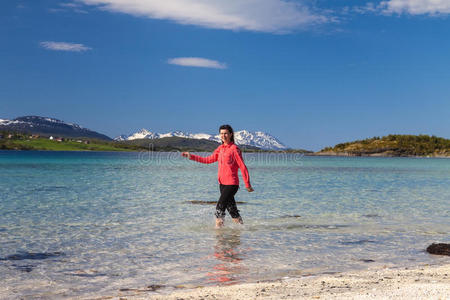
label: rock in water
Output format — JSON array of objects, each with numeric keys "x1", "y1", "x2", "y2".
[{"x1": 426, "y1": 243, "x2": 450, "y2": 256}]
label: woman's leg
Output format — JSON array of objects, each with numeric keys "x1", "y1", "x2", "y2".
[
  {"x1": 216, "y1": 185, "x2": 240, "y2": 227},
  {"x1": 226, "y1": 188, "x2": 243, "y2": 224}
]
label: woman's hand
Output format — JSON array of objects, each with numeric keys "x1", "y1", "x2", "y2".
[
  {"x1": 181, "y1": 152, "x2": 191, "y2": 159},
  {"x1": 246, "y1": 186, "x2": 254, "y2": 192}
]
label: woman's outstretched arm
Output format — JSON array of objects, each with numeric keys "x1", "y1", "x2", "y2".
[{"x1": 182, "y1": 149, "x2": 219, "y2": 164}]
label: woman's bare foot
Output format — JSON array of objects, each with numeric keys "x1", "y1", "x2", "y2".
[
  {"x1": 232, "y1": 217, "x2": 243, "y2": 225},
  {"x1": 215, "y1": 218, "x2": 224, "y2": 228}
]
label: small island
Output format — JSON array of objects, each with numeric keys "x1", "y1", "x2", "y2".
[{"x1": 316, "y1": 134, "x2": 450, "y2": 157}]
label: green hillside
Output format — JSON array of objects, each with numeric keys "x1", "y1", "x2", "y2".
[
  {"x1": 0, "y1": 132, "x2": 144, "y2": 151},
  {"x1": 319, "y1": 134, "x2": 450, "y2": 157}
]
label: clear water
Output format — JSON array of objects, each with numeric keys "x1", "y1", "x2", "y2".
[{"x1": 0, "y1": 150, "x2": 449, "y2": 299}]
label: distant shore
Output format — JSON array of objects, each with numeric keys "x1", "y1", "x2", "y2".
[
  {"x1": 309, "y1": 151, "x2": 450, "y2": 158},
  {"x1": 114, "y1": 263, "x2": 450, "y2": 300},
  {"x1": 315, "y1": 134, "x2": 450, "y2": 158},
  {"x1": 2, "y1": 132, "x2": 449, "y2": 156},
  {"x1": 1, "y1": 148, "x2": 450, "y2": 158}
]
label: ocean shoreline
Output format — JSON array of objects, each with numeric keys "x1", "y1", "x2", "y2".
[{"x1": 113, "y1": 262, "x2": 450, "y2": 299}]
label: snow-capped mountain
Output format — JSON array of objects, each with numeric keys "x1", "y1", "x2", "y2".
[
  {"x1": 114, "y1": 129, "x2": 184, "y2": 141},
  {"x1": 0, "y1": 116, "x2": 111, "y2": 140},
  {"x1": 234, "y1": 130, "x2": 286, "y2": 150},
  {"x1": 115, "y1": 129, "x2": 287, "y2": 150}
]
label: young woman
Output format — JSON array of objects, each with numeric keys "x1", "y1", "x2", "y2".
[{"x1": 182, "y1": 125, "x2": 254, "y2": 228}]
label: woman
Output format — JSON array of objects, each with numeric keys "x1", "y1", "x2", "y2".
[{"x1": 182, "y1": 125, "x2": 254, "y2": 228}]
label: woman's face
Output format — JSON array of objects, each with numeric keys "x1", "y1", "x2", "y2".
[{"x1": 220, "y1": 129, "x2": 232, "y2": 144}]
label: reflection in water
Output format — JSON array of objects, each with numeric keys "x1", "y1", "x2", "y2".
[{"x1": 206, "y1": 229, "x2": 247, "y2": 284}]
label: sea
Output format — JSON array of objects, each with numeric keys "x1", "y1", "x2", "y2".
[{"x1": 0, "y1": 150, "x2": 449, "y2": 299}]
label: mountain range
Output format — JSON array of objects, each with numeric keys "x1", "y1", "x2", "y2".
[
  {"x1": 0, "y1": 116, "x2": 111, "y2": 140},
  {"x1": 0, "y1": 116, "x2": 288, "y2": 150},
  {"x1": 114, "y1": 128, "x2": 287, "y2": 150}
]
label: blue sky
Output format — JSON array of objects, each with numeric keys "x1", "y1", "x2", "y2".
[{"x1": 2, "y1": 0, "x2": 450, "y2": 150}]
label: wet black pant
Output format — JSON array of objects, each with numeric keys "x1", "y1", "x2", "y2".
[{"x1": 215, "y1": 184, "x2": 240, "y2": 219}]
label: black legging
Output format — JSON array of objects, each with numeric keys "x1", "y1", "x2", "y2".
[{"x1": 215, "y1": 184, "x2": 240, "y2": 219}]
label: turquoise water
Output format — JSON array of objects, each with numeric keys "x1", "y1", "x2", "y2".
[{"x1": 0, "y1": 150, "x2": 449, "y2": 298}]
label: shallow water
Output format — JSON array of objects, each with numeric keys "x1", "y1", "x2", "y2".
[{"x1": 0, "y1": 151, "x2": 449, "y2": 298}]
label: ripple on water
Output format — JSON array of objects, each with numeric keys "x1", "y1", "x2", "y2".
[
  {"x1": 31, "y1": 186, "x2": 72, "y2": 192},
  {"x1": 339, "y1": 240, "x2": 377, "y2": 245},
  {"x1": 186, "y1": 200, "x2": 248, "y2": 205},
  {"x1": 0, "y1": 251, "x2": 64, "y2": 261}
]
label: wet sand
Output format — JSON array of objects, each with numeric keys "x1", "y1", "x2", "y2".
[{"x1": 116, "y1": 263, "x2": 450, "y2": 299}]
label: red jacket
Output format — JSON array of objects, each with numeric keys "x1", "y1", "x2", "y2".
[{"x1": 189, "y1": 142, "x2": 251, "y2": 188}]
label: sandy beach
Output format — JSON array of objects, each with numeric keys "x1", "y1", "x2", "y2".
[{"x1": 113, "y1": 263, "x2": 450, "y2": 300}]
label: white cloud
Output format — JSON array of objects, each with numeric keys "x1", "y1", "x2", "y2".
[
  {"x1": 40, "y1": 41, "x2": 92, "y2": 52},
  {"x1": 380, "y1": 0, "x2": 450, "y2": 15},
  {"x1": 350, "y1": 2, "x2": 379, "y2": 15},
  {"x1": 79, "y1": 0, "x2": 328, "y2": 33},
  {"x1": 60, "y1": 3, "x2": 80, "y2": 8},
  {"x1": 167, "y1": 57, "x2": 227, "y2": 69},
  {"x1": 49, "y1": 2, "x2": 89, "y2": 14}
]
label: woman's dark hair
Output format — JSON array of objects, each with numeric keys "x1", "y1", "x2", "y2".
[{"x1": 219, "y1": 124, "x2": 234, "y2": 143}]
